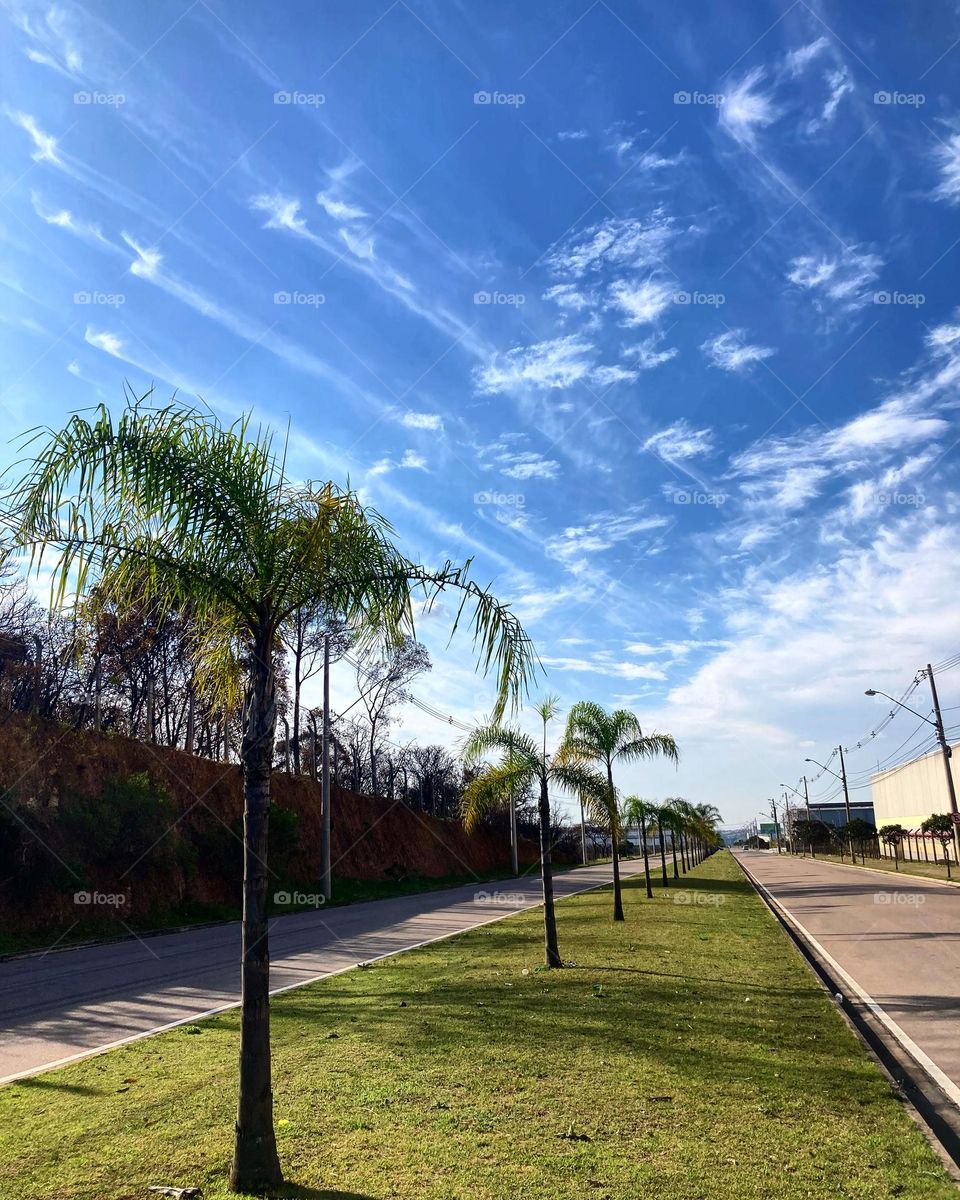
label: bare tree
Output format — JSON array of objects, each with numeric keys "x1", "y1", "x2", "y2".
[{"x1": 354, "y1": 638, "x2": 430, "y2": 797}]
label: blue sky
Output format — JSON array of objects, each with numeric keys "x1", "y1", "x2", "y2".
[{"x1": 3, "y1": 0, "x2": 960, "y2": 826}]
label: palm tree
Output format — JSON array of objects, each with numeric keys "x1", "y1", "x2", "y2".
[
  {"x1": 559, "y1": 702, "x2": 678, "y2": 921},
  {"x1": 660, "y1": 800, "x2": 683, "y2": 879},
  {"x1": 652, "y1": 803, "x2": 671, "y2": 887},
  {"x1": 622, "y1": 796, "x2": 659, "y2": 898},
  {"x1": 463, "y1": 696, "x2": 605, "y2": 967},
  {"x1": 8, "y1": 397, "x2": 536, "y2": 1193}
]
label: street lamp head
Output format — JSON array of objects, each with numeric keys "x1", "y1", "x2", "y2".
[
  {"x1": 804, "y1": 758, "x2": 813, "y2": 763},
  {"x1": 864, "y1": 689, "x2": 876, "y2": 696}
]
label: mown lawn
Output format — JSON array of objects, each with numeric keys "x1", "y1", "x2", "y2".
[{"x1": 0, "y1": 852, "x2": 954, "y2": 1199}]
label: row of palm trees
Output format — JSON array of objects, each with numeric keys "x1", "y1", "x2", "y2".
[
  {"x1": 460, "y1": 698, "x2": 723, "y2": 966},
  {"x1": 623, "y1": 796, "x2": 724, "y2": 898}
]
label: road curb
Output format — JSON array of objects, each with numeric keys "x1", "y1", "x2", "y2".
[{"x1": 735, "y1": 853, "x2": 960, "y2": 1177}]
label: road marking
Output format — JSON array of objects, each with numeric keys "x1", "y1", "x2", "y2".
[
  {"x1": 738, "y1": 855, "x2": 960, "y2": 1112},
  {"x1": 0, "y1": 863, "x2": 643, "y2": 1086}
]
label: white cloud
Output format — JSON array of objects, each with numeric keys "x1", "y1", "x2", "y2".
[
  {"x1": 547, "y1": 213, "x2": 676, "y2": 278},
  {"x1": 558, "y1": 129, "x2": 589, "y2": 141},
  {"x1": 370, "y1": 449, "x2": 429, "y2": 476},
  {"x1": 317, "y1": 191, "x2": 367, "y2": 221},
  {"x1": 806, "y1": 66, "x2": 854, "y2": 134},
  {"x1": 742, "y1": 464, "x2": 830, "y2": 512},
  {"x1": 84, "y1": 327, "x2": 124, "y2": 356},
  {"x1": 476, "y1": 334, "x2": 623, "y2": 393},
  {"x1": 540, "y1": 655, "x2": 667, "y2": 681},
  {"x1": 498, "y1": 451, "x2": 560, "y2": 480},
  {"x1": 701, "y1": 330, "x2": 775, "y2": 372},
  {"x1": 719, "y1": 68, "x2": 781, "y2": 146},
  {"x1": 786, "y1": 247, "x2": 883, "y2": 313},
  {"x1": 546, "y1": 508, "x2": 669, "y2": 567},
  {"x1": 122, "y1": 233, "x2": 162, "y2": 279},
  {"x1": 9, "y1": 110, "x2": 60, "y2": 163},
  {"x1": 625, "y1": 335, "x2": 678, "y2": 370},
  {"x1": 609, "y1": 277, "x2": 674, "y2": 326},
  {"x1": 932, "y1": 129, "x2": 960, "y2": 205},
  {"x1": 644, "y1": 420, "x2": 714, "y2": 460},
  {"x1": 784, "y1": 37, "x2": 830, "y2": 76},
  {"x1": 401, "y1": 412, "x2": 443, "y2": 431},
  {"x1": 31, "y1": 194, "x2": 105, "y2": 243},
  {"x1": 543, "y1": 283, "x2": 594, "y2": 311}
]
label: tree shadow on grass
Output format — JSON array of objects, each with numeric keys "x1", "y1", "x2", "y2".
[
  {"x1": 271, "y1": 1188, "x2": 381, "y2": 1199},
  {"x1": 13, "y1": 1075, "x2": 101, "y2": 1097}
]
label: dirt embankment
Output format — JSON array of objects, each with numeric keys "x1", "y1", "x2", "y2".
[{"x1": 0, "y1": 713, "x2": 541, "y2": 936}]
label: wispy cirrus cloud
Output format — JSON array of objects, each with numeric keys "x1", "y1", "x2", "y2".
[
  {"x1": 932, "y1": 128, "x2": 960, "y2": 205},
  {"x1": 546, "y1": 507, "x2": 669, "y2": 571},
  {"x1": 370, "y1": 449, "x2": 429, "y2": 476},
  {"x1": 8, "y1": 110, "x2": 60, "y2": 163},
  {"x1": 701, "y1": 329, "x2": 775, "y2": 372},
  {"x1": 786, "y1": 247, "x2": 883, "y2": 314},
  {"x1": 401, "y1": 411, "x2": 443, "y2": 431},
  {"x1": 625, "y1": 334, "x2": 678, "y2": 370},
  {"x1": 609, "y1": 277, "x2": 675, "y2": 326},
  {"x1": 474, "y1": 334, "x2": 630, "y2": 393},
  {"x1": 718, "y1": 68, "x2": 780, "y2": 146},
  {"x1": 31, "y1": 193, "x2": 106, "y2": 244},
  {"x1": 644, "y1": 420, "x2": 714, "y2": 460},
  {"x1": 546, "y1": 213, "x2": 677, "y2": 278}
]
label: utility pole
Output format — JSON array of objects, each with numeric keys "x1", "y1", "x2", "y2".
[
  {"x1": 926, "y1": 662, "x2": 960, "y2": 853},
  {"x1": 769, "y1": 797, "x2": 782, "y2": 853},
  {"x1": 320, "y1": 633, "x2": 332, "y2": 902},
  {"x1": 838, "y1": 745, "x2": 852, "y2": 822}
]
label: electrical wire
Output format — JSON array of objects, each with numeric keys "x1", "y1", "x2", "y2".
[{"x1": 342, "y1": 651, "x2": 475, "y2": 734}]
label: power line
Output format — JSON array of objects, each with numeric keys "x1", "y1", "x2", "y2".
[{"x1": 342, "y1": 651, "x2": 474, "y2": 734}]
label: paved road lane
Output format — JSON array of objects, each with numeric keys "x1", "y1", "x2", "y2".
[
  {"x1": 0, "y1": 858, "x2": 645, "y2": 1083},
  {"x1": 734, "y1": 850, "x2": 960, "y2": 1104}
]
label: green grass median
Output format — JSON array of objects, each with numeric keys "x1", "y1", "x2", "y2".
[{"x1": 0, "y1": 851, "x2": 954, "y2": 1199}]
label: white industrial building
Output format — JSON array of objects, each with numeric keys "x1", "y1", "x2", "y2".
[{"x1": 870, "y1": 742, "x2": 960, "y2": 857}]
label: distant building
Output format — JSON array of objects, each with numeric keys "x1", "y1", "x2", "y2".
[{"x1": 797, "y1": 800, "x2": 875, "y2": 828}]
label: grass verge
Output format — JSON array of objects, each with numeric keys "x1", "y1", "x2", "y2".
[
  {"x1": 0, "y1": 851, "x2": 954, "y2": 1199},
  {"x1": 794, "y1": 851, "x2": 957, "y2": 886}
]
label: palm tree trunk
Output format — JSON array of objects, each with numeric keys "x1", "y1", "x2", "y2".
[
  {"x1": 509, "y1": 788, "x2": 518, "y2": 876},
  {"x1": 538, "y1": 773, "x2": 562, "y2": 968},
  {"x1": 230, "y1": 626, "x2": 283, "y2": 1193},
  {"x1": 670, "y1": 830, "x2": 680, "y2": 879},
  {"x1": 641, "y1": 813, "x2": 652, "y2": 899},
  {"x1": 607, "y1": 764, "x2": 624, "y2": 921},
  {"x1": 658, "y1": 824, "x2": 669, "y2": 887},
  {"x1": 679, "y1": 833, "x2": 688, "y2": 872}
]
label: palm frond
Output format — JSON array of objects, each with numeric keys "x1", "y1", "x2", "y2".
[
  {"x1": 461, "y1": 760, "x2": 534, "y2": 834},
  {"x1": 615, "y1": 732, "x2": 680, "y2": 765}
]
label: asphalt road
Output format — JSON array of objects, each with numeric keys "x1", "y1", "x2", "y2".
[
  {"x1": 0, "y1": 858, "x2": 645, "y2": 1083},
  {"x1": 735, "y1": 850, "x2": 960, "y2": 1103}
]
